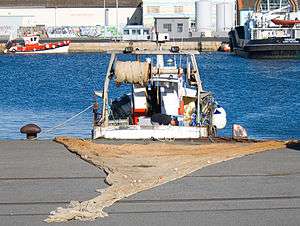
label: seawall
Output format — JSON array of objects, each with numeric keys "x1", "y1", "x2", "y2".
[
  {"x1": 0, "y1": 40, "x2": 225, "y2": 53},
  {"x1": 69, "y1": 41, "x2": 222, "y2": 52}
]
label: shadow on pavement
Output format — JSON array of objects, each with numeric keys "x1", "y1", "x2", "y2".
[{"x1": 286, "y1": 140, "x2": 300, "y2": 151}]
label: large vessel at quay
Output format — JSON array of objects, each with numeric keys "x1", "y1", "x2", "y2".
[{"x1": 229, "y1": 6, "x2": 300, "y2": 59}]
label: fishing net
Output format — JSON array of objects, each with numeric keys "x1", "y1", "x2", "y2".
[
  {"x1": 115, "y1": 61, "x2": 150, "y2": 85},
  {"x1": 45, "y1": 137, "x2": 286, "y2": 223}
]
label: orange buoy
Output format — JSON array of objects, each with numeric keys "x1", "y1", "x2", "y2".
[{"x1": 178, "y1": 100, "x2": 184, "y2": 115}]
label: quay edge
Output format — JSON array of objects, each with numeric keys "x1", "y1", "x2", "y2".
[
  {"x1": 68, "y1": 41, "x2": 223, "y2": 52},
  {"x1": 0, "y1": 40, "x2": 226, "y2": 53}
]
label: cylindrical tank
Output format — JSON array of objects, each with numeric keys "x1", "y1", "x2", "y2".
[
  {"x1": 216, "y1": 2, "x2": 234, "y2": 32},
  {"x1": 105, "y1": 9, "x2": 109, "y2": 26},
  {"x1": 195, "y1": 0, "x2": 212, "y2": 34}
]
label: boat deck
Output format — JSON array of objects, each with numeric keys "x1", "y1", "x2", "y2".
[{"x1": 0, "y1": 140, "x2": 299, "y2": 225}]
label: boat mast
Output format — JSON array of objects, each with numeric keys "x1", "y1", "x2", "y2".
[
  {"x1": 190, "y1": 54, "x2": 203, "y2": 124},
  {"x1": 102, "y1": 53, "x2": 116, "y2": 127}
]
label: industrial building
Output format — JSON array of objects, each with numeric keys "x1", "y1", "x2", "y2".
[
  {"x1": 0, "y1": 0, "x2": 140, "y2": 8},
  {"x1": 143, "y1": 0, "x2": 235, "y2": 37},
  {"x1": 154, "y1": 17, "x2": 190, "y2": 39},
  {"x1": 1, "y1": 0, "x2": 297, "y2": 39},
  {"x1": 0, "y1": 0, "x2": 236, "y2": 38},
  {"x1": 0, "y1": 0, "x2": 141, "y2": 27},
  {"x1": 142, "y1": 0, "x2": 195, "y2": 27}
]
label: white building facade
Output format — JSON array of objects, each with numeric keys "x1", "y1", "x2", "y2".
[
  {"x1": 143, "y1": 0, "x2": 235, "y2": 36},
  {"x1": 0, "y1": 7, "x2": 138, "y2": 38},
  {"x1": 0, "y1": 8, "x2": 136, "y2": 27},
  {"x1": 143, "y1": 0, "x2": 195, "y2": 27}
]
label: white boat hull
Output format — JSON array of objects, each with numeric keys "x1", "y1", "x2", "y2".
[
  {"x1": 93, "y1": 125, "x2": 209, "y2": 139},
  {"x1": 14, "y1": 45, "x2": 69, "y2": 54}
]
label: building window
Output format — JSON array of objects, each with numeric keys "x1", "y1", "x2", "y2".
[
  {"x1": 177, "y1": 23, "x2": 183, "y2": 33},
  {"x1": 124, "y1": 29, "x2": 129, "y2": 35},
  {"x1": 174, "y1": 6, "x2": 183, "y2": 13},
  {"x1": 132, "y1": 29, "x2": 137, "y2": 35},
  {"x1": 163, "y1": 23, "x2": 172, "y2": 32},
  {"x1": 137, "y1": 29, "x2": 141, "y2": 35},
  {"x1": 147, "y1": 6, "x2": 160, "y2": 13}
]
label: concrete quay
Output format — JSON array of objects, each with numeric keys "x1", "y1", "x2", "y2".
[
  {"x1": 0, "y1": 38, "x2": 227, "y2": 53},
  {"x1": 69, "y1": 40, "x2": 222, "y2": 52},
  {"x1": 0, "y1": 140, "x2": 299, "y2": 226}
]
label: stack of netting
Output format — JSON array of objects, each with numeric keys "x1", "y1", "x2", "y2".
[{"x1": 115, "y1": 61, "x2": 150, "y2": 85}]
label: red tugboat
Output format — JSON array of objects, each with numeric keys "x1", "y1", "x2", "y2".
[{"x1": 4, "y1": 35, "x2": 70, "y2": 54}]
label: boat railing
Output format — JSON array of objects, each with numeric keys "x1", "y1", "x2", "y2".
[{"x1": 250, "y1": 27, "x2": 300, "y2": 40}]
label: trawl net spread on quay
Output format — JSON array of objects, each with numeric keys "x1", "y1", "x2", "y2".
[{"x1": 45, "y1": 137, "x2": 286, "y2": 223}]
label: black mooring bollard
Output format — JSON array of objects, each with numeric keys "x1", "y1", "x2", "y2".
[{"x1": 20, "y1": 124, "x2": 41, "y2": 140}]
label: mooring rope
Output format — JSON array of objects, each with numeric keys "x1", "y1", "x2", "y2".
[{"x1": 37, "y1": 104, "x2": 93, "y2": 139}]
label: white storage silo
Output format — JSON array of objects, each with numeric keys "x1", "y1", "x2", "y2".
[
  {"x1": 216, "y1": 2, "x2": 234, "y2": 32},
  {"x1": 105, "y1": 9, "x2": 109, "y2": 26},
  {"x1": 195, "y1": 0, "x2": 212, "y2": 35}
]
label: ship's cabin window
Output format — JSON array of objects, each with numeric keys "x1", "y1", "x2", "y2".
[
  {"x1": 259, "y1": 0, "x2": 291, "y2": 12},
  {"x1": 30, "y1": 37, "x2": 38, "y2": 42}
]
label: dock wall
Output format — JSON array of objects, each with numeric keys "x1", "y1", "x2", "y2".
[
  {"x1": 69, "y1": 41, "x2": 222, "y2": 52},
  {"x1": 0, "y1": 40, "x2": 223, "y2": 53}
]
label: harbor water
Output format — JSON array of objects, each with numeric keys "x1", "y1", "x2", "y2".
[{"x1": 0, "y1": 52, "x2": 299, "y2": 140}]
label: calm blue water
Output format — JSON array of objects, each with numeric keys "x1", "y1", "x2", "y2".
[{"x1": 0, "y1": 52, "x2": 299, "y2": 140}]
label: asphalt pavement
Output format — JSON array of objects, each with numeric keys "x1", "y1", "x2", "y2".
[{"x1": 0, "y1": 140, "x2": 299, "y2": 226}]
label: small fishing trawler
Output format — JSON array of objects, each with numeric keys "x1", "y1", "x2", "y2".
[
  {"x1": 4, "y1": 35, "x2": 70, "y2": 54},
  {"x1": 92, "y1": 50, "x2": 226, "y2": 140}
]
